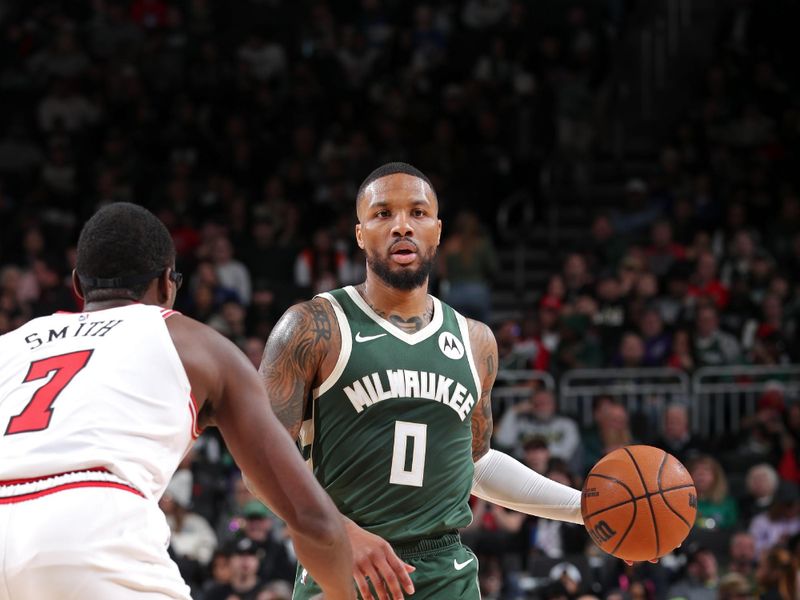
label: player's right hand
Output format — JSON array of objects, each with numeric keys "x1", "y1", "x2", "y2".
[{"x1": 344, "y1": 518, "x2": 415, "y2": 599}]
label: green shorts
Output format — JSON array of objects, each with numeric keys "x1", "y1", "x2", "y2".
[{"x1": 292, "y1": 532, "x2": 480, "y2": 600}]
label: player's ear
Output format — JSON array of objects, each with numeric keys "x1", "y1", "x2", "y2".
[
  {"x1": 157, "y1": 269, "x2": 171, "y2": 304},
  {"x1": 355, "y1": 223, "x2": 365, "y2": 249},
  {"x1": 72, "y1": 269, "x2": 84, "y2": 300},
  {"x1": 436, "y1": 219, "x2": 442, "y2": 246}
]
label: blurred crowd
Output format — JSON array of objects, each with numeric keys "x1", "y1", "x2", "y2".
[
  {"x1": 0, "y1": 0, "x2": 620, "y2": 339},
  {"x1": 0, "y1": 1, "x2": 799, "y2": 599}
]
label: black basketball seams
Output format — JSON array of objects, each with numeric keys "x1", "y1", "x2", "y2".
[
  {"x1": 582, "y1": 472, "x2": 638, "y2": 555},
  {"x1": 657, "y1": 452, "x2": 693, "y2": 529},
  {"x1": 623, "y1": 447, "x2": 661, "y2": 557},
  {"x1": 582, "y1": 482, "x2": 695, "y2": 519},
  {"x1": 584, "y1": 472, "x2": 636, "y2": 498}
]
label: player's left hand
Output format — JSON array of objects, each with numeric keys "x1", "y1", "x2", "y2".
[{"x1": 343, "y1": 518, "x2": 415, "y2": 599}]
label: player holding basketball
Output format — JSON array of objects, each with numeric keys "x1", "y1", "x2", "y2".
[
  {"x1": 260, "y1": 163, "x2": 584, "y2": 600},
  {"x1": 0, "y1": 203, "x2": 354, "y2": 600}
]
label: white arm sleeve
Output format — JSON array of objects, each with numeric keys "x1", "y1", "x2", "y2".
[{"x1": 472, "y1": 449, "x2": 584, "y2": 524}]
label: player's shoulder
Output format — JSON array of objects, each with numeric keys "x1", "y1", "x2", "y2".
[
  {"x1": 279, "y1": 296, "x2": 338, "y2": 330},
  {"x1": 163, "y1": 311, "x2": 238, "y2": 358},
  {"x1": 465, "y1": 317, "x2": 496, "y2": 350},
  {"x1": 269, "y1": 296, "x2": 340, "y2": 351}
]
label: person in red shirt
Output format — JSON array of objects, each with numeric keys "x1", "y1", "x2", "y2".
[{"x1": 688, "y1": 251, "x2": 730, "y2": 309}]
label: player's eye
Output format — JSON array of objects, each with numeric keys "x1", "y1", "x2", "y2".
[
  {"x1": 413, "y1": 209, "x2": 426, "y2": 217},
  {"x1": 376, "y1": 210, "x2": 390, "y2": 218}
]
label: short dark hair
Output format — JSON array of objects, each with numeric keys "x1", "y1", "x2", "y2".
[
  {"x1": 356, "y1": 162, "x2": 434, "y2": 205},
  {"x1": 76, "y1": 202, "x2": 175, "y2": 301}
]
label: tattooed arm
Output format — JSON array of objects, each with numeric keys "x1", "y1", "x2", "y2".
[
  {"x1": 467, "y1": 318, "x2": 583, "y2": 524},
  {"x1": 258, "y1": 298, "x2": 339, "y2": 440},
  {"x1": 467, "y1": 318, "x2": 498, "y2": 463}
]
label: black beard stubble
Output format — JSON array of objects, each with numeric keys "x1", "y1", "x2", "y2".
[{"x1": 367, "y1": 246, "x2": 436, "y2": 290}]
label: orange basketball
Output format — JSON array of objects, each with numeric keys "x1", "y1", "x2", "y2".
[{"x1": 581, "y1": 445, "x2": 696, "y2": 562}]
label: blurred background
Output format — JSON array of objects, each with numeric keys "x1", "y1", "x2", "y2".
[{"x1": 0, "y1": 0, "x2": 799, "y2": 599}]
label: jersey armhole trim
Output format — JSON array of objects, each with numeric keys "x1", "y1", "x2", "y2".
[
  {"x1": 455, "y1": 312, "x2": 482, "y2": 404},
  {"x1": 188, "y1": 392, "x2": 202, "y2": 439},
  {"x1": 161, "y1": 309, "x2": 181, "y2": 319},
  {"x1": 312, "y1": 293, "x2": 352, "y2": 400}
]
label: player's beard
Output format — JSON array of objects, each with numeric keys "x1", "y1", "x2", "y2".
[{"x1": 367, "y1": 246, "x2": 436, "y2": 291}]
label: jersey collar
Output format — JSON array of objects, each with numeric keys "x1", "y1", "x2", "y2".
[{"x1": 344, "y1": 285, "x2": 443, "y2": 346}]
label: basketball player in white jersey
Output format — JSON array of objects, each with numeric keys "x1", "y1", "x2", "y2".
[{"x1": 0, "y1": 203, "x2": 354, "y2": 600}]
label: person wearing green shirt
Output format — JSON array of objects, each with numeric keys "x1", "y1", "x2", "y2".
[{"x1": 689, "y1": 455, "x2": 739, "y2": 530}]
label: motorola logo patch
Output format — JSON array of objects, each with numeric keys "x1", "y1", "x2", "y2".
[{"x1": 438, "y1": 332, "x2": 464, "y2": 359}]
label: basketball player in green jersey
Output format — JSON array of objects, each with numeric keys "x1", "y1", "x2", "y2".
[{"x1": 259, "y1": 163, "x2": 584, "y2": 600}]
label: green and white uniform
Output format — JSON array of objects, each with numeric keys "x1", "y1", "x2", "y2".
[{"x1": 293, "y1": 286, "x2": 482, "y2": 600}]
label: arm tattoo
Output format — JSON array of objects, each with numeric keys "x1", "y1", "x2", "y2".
[
  {"x1": 258, "y1": 299, "x2": 336, "y2": 439},
  {"x1": 309, "y1": 301, "x2": 332, "y2": 344},
  {"x1": 469, "y1": 319, "x2": 498, "y2": 462}
]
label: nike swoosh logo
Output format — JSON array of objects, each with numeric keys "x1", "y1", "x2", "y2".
[
  {"x1": 453, "y1": 558, "x2": 474, "y2": 571},
  {"x1": 355, "y1": 332, "x2": 387, "y2": 343}
]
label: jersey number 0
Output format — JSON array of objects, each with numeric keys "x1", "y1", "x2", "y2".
[
  {"x1": 5, "y1": 350, "x2": 94, "y2": 436},
  {"x1": 389, "y1": 420, "x2": 427, "y2": 487}
]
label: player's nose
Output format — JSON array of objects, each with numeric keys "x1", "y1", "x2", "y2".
[{"x1": 390, "y1": 212, "x2": 414, "y2": 237}]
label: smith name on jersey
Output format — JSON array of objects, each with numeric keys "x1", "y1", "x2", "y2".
[
  {"x1": 0, "y1": 304, "x2": 199, "y2": 502},
  {"x1": 302, "y1": 286, "x2": 481, "y2": 544}
]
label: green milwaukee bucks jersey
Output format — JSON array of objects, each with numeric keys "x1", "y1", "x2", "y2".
[{"x1": 300, "y1": 286, "x2": 481, "y2": 543}]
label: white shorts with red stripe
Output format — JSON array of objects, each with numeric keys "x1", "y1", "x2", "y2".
[{"x1": 0, "y1": 470, "x2": 192, "y2": 600}]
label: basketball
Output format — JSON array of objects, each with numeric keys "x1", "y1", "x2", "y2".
[{"x1": 581, "y1": 445, "x2": 696, "y2": 562}]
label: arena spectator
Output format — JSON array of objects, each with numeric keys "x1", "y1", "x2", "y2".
[
  {"x1": 592, "y1": 272, "x2": 627, "y2": 352},
  {"x1": 740, "y1": 464, "x2": 781, "y2": 524},
  {"x1": 294, "y1": 228, "x2": 350, "y2": 296},
  {"x1": 650, "y1": 403, "x2": 707, "y2": 465},
  {"x1": 211, "y1": 236, "x2": 252, "y2": 306},
  {"x1": 204, "y1": 537, "x2": 266, "y2": 600},
  {"x1": 582, "y1": 397, "x2": 635, "y2": 468},
  {"x1": 716, "y1": 572, "x2": 754, "y2": 600},
  {"x1": 584, "y1": 214, "x2": 627, "y2": 272},
  {"x1": 689, "y1": 455, "x2": 739, "y2": 531},
  {"x1": 689, "y1": 252, "x2": 730, "y2": 311},
  {"x1": 725, "y1": 532, "x2": 757, "y2": 584},
  {"x1": 495, "y1": 389, "x2": 580, "y2": 467},
  {"x1": 562, "y1": 253, "x2": 593, "y2": 302},
  {"x1": 160, "y1": 474, "x2": 218, "y2": 592},
  {"x1": 748, "y1": 482, "x2": 800, "y2": 556},
  {"x1": 656, "y1": 261, "x2": 695, "y2": 327},
  {"x1": 439, "y1": 210, "x2": 497, "y2": 322},
  {"x1": 754, "y1": 547, "x2": 798, "y2": 600},
  {"x1": 555, "y1": 313, "x2": 603, "y2": 373},
  {"x1": 638, "y1": 308, "x2": 672, "y2": 367},
  {"x1": 646, "y1": 220, "x2": 687, "y2": 278},
  {"x1": 236, "y1": 501, "x2": 295, "y2": 585},
  {"x1": 694, "y1": 304, "x2": 743, "y2": 368},
  {"x1": 612, "y1": 332, "x2": 646, "y2": 369},
  {"x1": 666, "y1": 546, "x2": 719, "y2": 600},
  {"x1": 537, "y1": 294, "x2": 563, "y2": 354}
]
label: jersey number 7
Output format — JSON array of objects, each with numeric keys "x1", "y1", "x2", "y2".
[{"x1": 5, "y1": 350, "x2": 94, "y2": 436}]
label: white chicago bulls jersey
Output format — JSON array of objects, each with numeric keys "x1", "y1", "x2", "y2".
[{"x1": 0, "y1": 303, "x2": 200, "y2": 501}]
